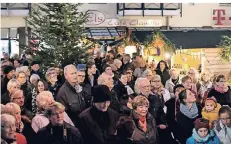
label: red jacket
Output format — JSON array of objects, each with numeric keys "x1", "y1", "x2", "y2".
[{"x1": 16, "y1": 133, "x2": 27, "y2": 144}]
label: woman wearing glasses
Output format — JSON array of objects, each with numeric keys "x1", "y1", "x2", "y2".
[
  {"x1": 213, "y1": 106, "x2": 231, "y2": 144},
  {"x1": 208, "y1": 75, "x2": 231, "y2": 107}
]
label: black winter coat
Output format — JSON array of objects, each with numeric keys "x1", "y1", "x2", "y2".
[
  {"x1": 36, "y1": 122, "x2": 83, "y2": 144},
  {"x1": 1, "y1": 91, "x2": 10, "y2": 104},
  {"x1": 48, "y1": 82, "x2": 61, "y2": 100},
  {"x1": 208, "y1": 86, "x2": 231, "y2": 107},
  {"x1": 78, "y1": 106, "x2": 120, "y2": 144},
  {"x1": 1, "y1": 76, "x2": 10, "y2": 95},
  {"x1": 56, "y1": 81, "x2": 86, "y2": 127},
  {"x1": 114, "y1": 81, "x2": 127, "y2": 100},
  {"x1": 109, "y1": 90, "x2": 121, "y2": 113},
  {"x1": 175, "y1": 103, "x2": 202, "y2": 144},
  {"x1": 155, "y1": 69, "x2": 170, "y2": 86}
]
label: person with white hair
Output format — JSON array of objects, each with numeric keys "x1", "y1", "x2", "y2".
[
  {"x1": 187, "y1": 67, "x2": 201, "y2": 96},
  {"x1": 1, "y1": 114, "x2": 27, "y2": 144},
  {"x1": 141, "y1": 69, "x2": 153, "y2": 82},
  {"x1": 1, "y1": 79, "x2": 21, "y2": 104},
  {"x1": 165, "y1": 68, "x2": 181, "y2": 98},
  {"x1": 56, "y1": 64, "x2": 86, "y2": 127},
  {"x1": 31, "y1": 91, "x2": 74, "y2": 133},
  {"x1": 29, "y1": 74, "x2": 40, "y2": 87},
  {"x1": 113, "y1": 59, "x2": 122, "y2": 71}
]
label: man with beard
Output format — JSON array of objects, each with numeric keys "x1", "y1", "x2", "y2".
[
  {"x1": 78, "y1": 85, "x2": 120, "y2": 144},
  {"x1": 36, "y1": 102, "x2": 83, "y2": 144}
]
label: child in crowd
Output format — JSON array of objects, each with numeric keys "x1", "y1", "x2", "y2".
[
  {"x1": 213, "y1": 106, "x2": 231, "y2": 144},
  {"x1": 186, "y1": 118, "x2": 219, "y2": 144},
  {"x1": 202, "y1": 97, "x2": 221, "y2": 127}
]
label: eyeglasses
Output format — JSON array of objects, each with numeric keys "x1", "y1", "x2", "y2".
[{"x1": 220, "y1": 117, "x2": 231, "y2": 121}]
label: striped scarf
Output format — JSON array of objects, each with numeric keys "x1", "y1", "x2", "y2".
[{"x1": 31, "y1": 87, "x2": 38, "y2": 115}]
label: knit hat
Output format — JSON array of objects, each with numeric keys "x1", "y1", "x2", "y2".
[
  {"x1": 93, "y1": 85, "x2": 111, "y2": 103},
  {"x1": 3, "y1": 65, "x2": 15, "y2": 74},
  {"x1": 205, "y1": 97, "x2": 217, "y2": 108},
  {"x1": 194, "y1": 118, "x2": 210, "y2": 131},
  {"x1": 31, "y1": 61, "x2": 40, "y2": 66}
]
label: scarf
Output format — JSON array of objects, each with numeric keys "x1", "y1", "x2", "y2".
[
  {"x1": 192, "y1": 128, "x2": 214, "y2": 143},
  {"x1": 31, "y1": 87, "x2": 38, "y2": 115},
  {"x1": 180, "y1": 103, "x2": 198, "y2": 119},
  {"x1": 172, "y1": 77, "x2": 179, "y2": 86},
  {"x1": 74, "y1": 84, "x2": 83, "y2": 93},
  {"x1": 175, "y1": 98, "x2": 180, "y2": 120},
  {"x1": 138, "y1": 116, "x2": 147, "y2": 132},
  {"x1": 215, "y1": 85, "x2": 229, "y2": 94}
]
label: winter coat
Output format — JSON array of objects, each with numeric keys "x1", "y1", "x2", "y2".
[
  {"x1": 1, "y1": 76, "x2": 10, "y2": 95},
  {"x1": 114, "y1": 81, "x2": 128, "y2": 99},
  {"x1": 129, "y1": 110, "x2": 158, "y2": 144},
  {"x1": 30, "y1": 70, "x2": 44, "y2": 79},
  {"x1": 78, "y1": 106, "x2": 120, "y2": 144},
  {"x1": 109, "y1": 90, "x2": 121, "y2": 113},
  {"x1": 155, "y1": 69, "x2": 170, "y2": 86},
  {"x1": 186, "y1": 129, "x2": 220, "y2": 144},
  {"x1": 165, "y1": 77, "x2": 181, "y2": 98},
  {"x1": 208, "y1": 86, "x2": 231, "y2": 107},
  {"x1": 202, "y1": 103, "x2": 221, "y2": 127},
  {"x1": 213, "y1": 119, "x2": 231, "y2": 144},
  {"x1": 175, "y1": 103, "x2": 202, "y2": 144},
  {"x1": 35, "y1": 122, "x2": 83, "y2": 144},
  {"x1": 31, "y1": 112, "x2": 74, "y2": 133},
  {"x1": 47, "y1": 82, "x2": 61, "y2": 100},
  {"x1": 133, "y1": 67, "x2": 146, "y2": 78},
  {"x1": 1, "y1": 91, "x2": 10, "y2": 105},
  {"x1": 84, "y1": 71, "x2": 99, "y2": 87},
  {"x1": 56, "y1": 81, "x2": 87, "y2": 126}
]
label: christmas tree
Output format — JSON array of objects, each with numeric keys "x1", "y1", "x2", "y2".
[
  {"x1": 25, "y1": 3, "x2": 90, "y2": 68},
  {"x1": 219, "y1": 35, "x2": 231, "y2": 62}
]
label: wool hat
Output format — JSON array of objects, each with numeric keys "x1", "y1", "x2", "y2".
[
  {"x1": 93, "y1": 85, "x2": 111, "y2": 103},
  {"x1": 205, "y1": 97, "x2": 217, "y2": 108},
  {"x1": 3, "y1": 65, "x2": 15, "y2": 74},
  {"x1": 31, "y1": 61, "x2": 40, "y2": 66},
  {"x1": 194, "y1": 118, "x2": 210, "y2": 131},
  {"x1": 116, "y1": 116, "x2": 135, "y2": 138}
]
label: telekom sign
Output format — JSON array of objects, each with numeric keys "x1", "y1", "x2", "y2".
[{"x1": 212, "y1": 9, "x2": 231, "y2": 26}]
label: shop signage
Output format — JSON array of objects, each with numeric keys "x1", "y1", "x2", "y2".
[
  {"x1": 212, "y1": 9, "x2": 231, "y2": 26},
  {"x1": 85, "y1": 10, "x2": 162, "y2": 27}
]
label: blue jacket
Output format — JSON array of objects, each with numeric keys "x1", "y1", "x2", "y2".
[{"x1": 186, "y1": 129, "x2": 220, "y2": 144}]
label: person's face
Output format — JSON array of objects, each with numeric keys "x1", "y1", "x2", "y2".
[
  {"x1": 140, "y1": 80, "x2": 150, "y2": 96},
  {"x1": 120, "y1": 74, "x2": 128, "y2": 85},
  {"x1": 135, "y1": 105, "x2": 148, "y2": 117},
  {"x1": 197, "y1": 128, "x2": 208, "y2": 138},
  {"x1": 188, "y1": 70, "x2": 195, "y2": 79},
  {"x1": 32, "y1": 64, "x2": 40, "y2": 71},
  {"x1": 202, "y1": 74, "x2": 210, "y2": 82},
  {"x1": 7, "y1": 70, "x2": 15, "y2": 79},
  {"x1": 4, "y1": 54, "x2": 9, "y2": 59},
  {"x1": 17, "y1": 73, "x2": 27, "y2": 85},
  {"x1": 49, "y1": 109, "x2": 64, "y2": 126},
  {"x1": 220, "y1": 112, "x2": 231, "y2": 126},
  {"x1": 182, "y1": 79, "x2": 192, "y2": 89},
  {"x1": 115, "y1": 62, "x2": 122, "y2": 69},
  {"x1": 65, "y1": 67, "x2": 78, "y2": 84},
  {"x1": 94, "y1": 101, "x2": 110, "y2": 112},
  {"x1": 205, "y1": 102, "x2": 215, "y2": 112},
  {"x1": 160, "y1": 62, "x2": 166, "y2": 70},
  {"x1": 1, "y1": 121, "x2": 16, "y2": 140},
  {"x1": 171, "y1": 71, "x2": 179, "y2": 80},
  {"x1": 185, "y1": 90, "x2": 196, "y2": 103},
  {"x1": 9, "y1": 83, "x2": 20, "y2": 93},
  {"x1": 174, "y1": 87, "x2": 185, "y2": 98},
  {"x1": 216, "y1": 78, "x2": 227, "y2": 88},
  {"x1": 12, "y1": 92, "x2": 24, "y2": 107},
  {"x1": 48, "y1": 71, "x2": 58, "y2": 83},
  {"x1": 77, "y1": 71, "x2": 85, "y2": 84},
  {"x1": 14, "y1": 109, "x2": 21, "y2": 125},
  {"x1": 14, "y1": 60, "x2": 20, "y2": 68},
  {"x1": 140, "y1": 61, "x2": 145, "y2": 68},
  {"x1": 126, "y1": 70, "x2": 133, "y2": 82},
  {"x1": 151, "y1": 78, "x2": 161, "y2": 89},
  {"x1": 89, "y1": 65, "x2": 97, "y2": 75},
  {"x1": 45, "y1": 97, "x2": 54, "y2": 109},
  {"x1": 104, "y1": 75, "x2": 114, "y2": 90},
  {"x1": 146, "y1": 72, "x2": 153, "y2": 81},
  {"x1": 105, "y1": 67, "x2": 113, "y2": 76},
  {"x1": 38, "y1": 81, "x2": 45, "y2": 93}
]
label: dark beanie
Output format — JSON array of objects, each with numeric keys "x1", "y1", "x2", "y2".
[
  {"x1": 194, "y1": 118, "x2": 210, "y2": 131},
  {"x1": 3, "y1": 65, "x2": 15, "y2": 74},
  {"x1": 93, "y1": 85, "x2": 111, "y2": 103},
  {"x1": 173, "y1": 84, "x2": 184, "y2": 94},
  {"x1": 116, "y1": 116, "x2": 135, "y2": 138},
  {"x1": 31, "y1": 61, "x2": 40, "y2": 66}
]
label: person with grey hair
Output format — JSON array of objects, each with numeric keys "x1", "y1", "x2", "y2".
[
  {"x1": 56, "y1": 64, "x2": 86, "y2": 127},
  {"x1": 141, "y1": 69, "x2": 153, "y2": 82},
  {"x1": 1, "y1": 114, "x2": 27, "y2": 144},
  {"x1": 29, "y1": 74, "x2": 40, "y2": 87},
  {"x1": 32, "y1": 91, "x2": 74, "y2": 133},
  {"x1": 165, "y1": 68, "x2": 181, "y2": 98},
  {"x1": 46, "y1": 67, "x2": 61, "y2": 99}
]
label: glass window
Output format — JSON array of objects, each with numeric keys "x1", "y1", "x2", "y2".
[
  {"x1": 1, "y1": 29, "x2": 8, "y2": 38},
  {"x1": 0, "y1": 40, "x2": 9, "y2": 58}
]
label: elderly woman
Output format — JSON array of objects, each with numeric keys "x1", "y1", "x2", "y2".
[
  {"x1": 45, "y1": 67, "x2": 61, "y2": 99},
  {"x1": 175, "y1": 89, "x2": 202, "y2": 144},
  {"x1": 16, "y1": 66, "x2": 31, "y2": 80},
  {"x1": 31, "y1": 91, "x2": 74, "y2": 133},
  {"x1": 117, "y1": 95, "x2": 158, "y2": 144},
  {"x1": 1, "y1": 114, "x2": 27, "y2": 144},
  {"x1": 29, "y1": 74, "x2": 40, "y2": 87},
  {"x1": 187, "y1": 67, "x2": 201, "y2": 95},
  {"x1": 150, "y1": 75, "x2": 171, "y2": 113},
  {"x1": 165, "y1": 68, "x2": 181, "y2": 98},
  {"x1": 199, "y1": 71, "x2": 213, "y2": 105},
  {"x1": 1, "y1": 79, "x2": 21, "y2": 104},
  {"x1": 208, "y1": 74, "x2": 231, "y2": 107},
  {"x1": 141, "y1": 69, "x2": 153, "y2": 82}
]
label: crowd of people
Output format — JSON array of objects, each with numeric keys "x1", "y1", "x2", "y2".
[{"x1": 1, "y1": 50, "x2": 231, "y2": 144}]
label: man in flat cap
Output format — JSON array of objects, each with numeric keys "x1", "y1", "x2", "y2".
[
  {"x1": 30, "y1": 61, "x2": 43, "y2": 79},
  {"x1": 78, "y1": 85, "x2": 120, "y2": 144}
]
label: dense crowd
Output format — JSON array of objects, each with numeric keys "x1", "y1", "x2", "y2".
[{"x1": 1, "y1": 50, "x2": 231, "y2": 144}]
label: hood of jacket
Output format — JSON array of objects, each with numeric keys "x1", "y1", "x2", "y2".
[{"x1": 192, "y1": 128, "x2": 215, "y2": 143}]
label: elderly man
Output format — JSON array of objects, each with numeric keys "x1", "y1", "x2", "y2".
[
  {"x1": 36, "y1": 102, "x2": 83, "y2": 144},
  {"x1": 79, "y1": 85, "x2": 120, "y2": 144},
  {"x1": 56, "y1": 64, "x2": 87, "y2": 126},
  {"x1": 98, "y1": 73, "x2": 121, "y2": 112},
  {"x1": 1, "y1": 114, "x2": 27, "y2": 144},
  {"x1": 1, "y1": 65, "x2": 15, "y2": 94}
]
